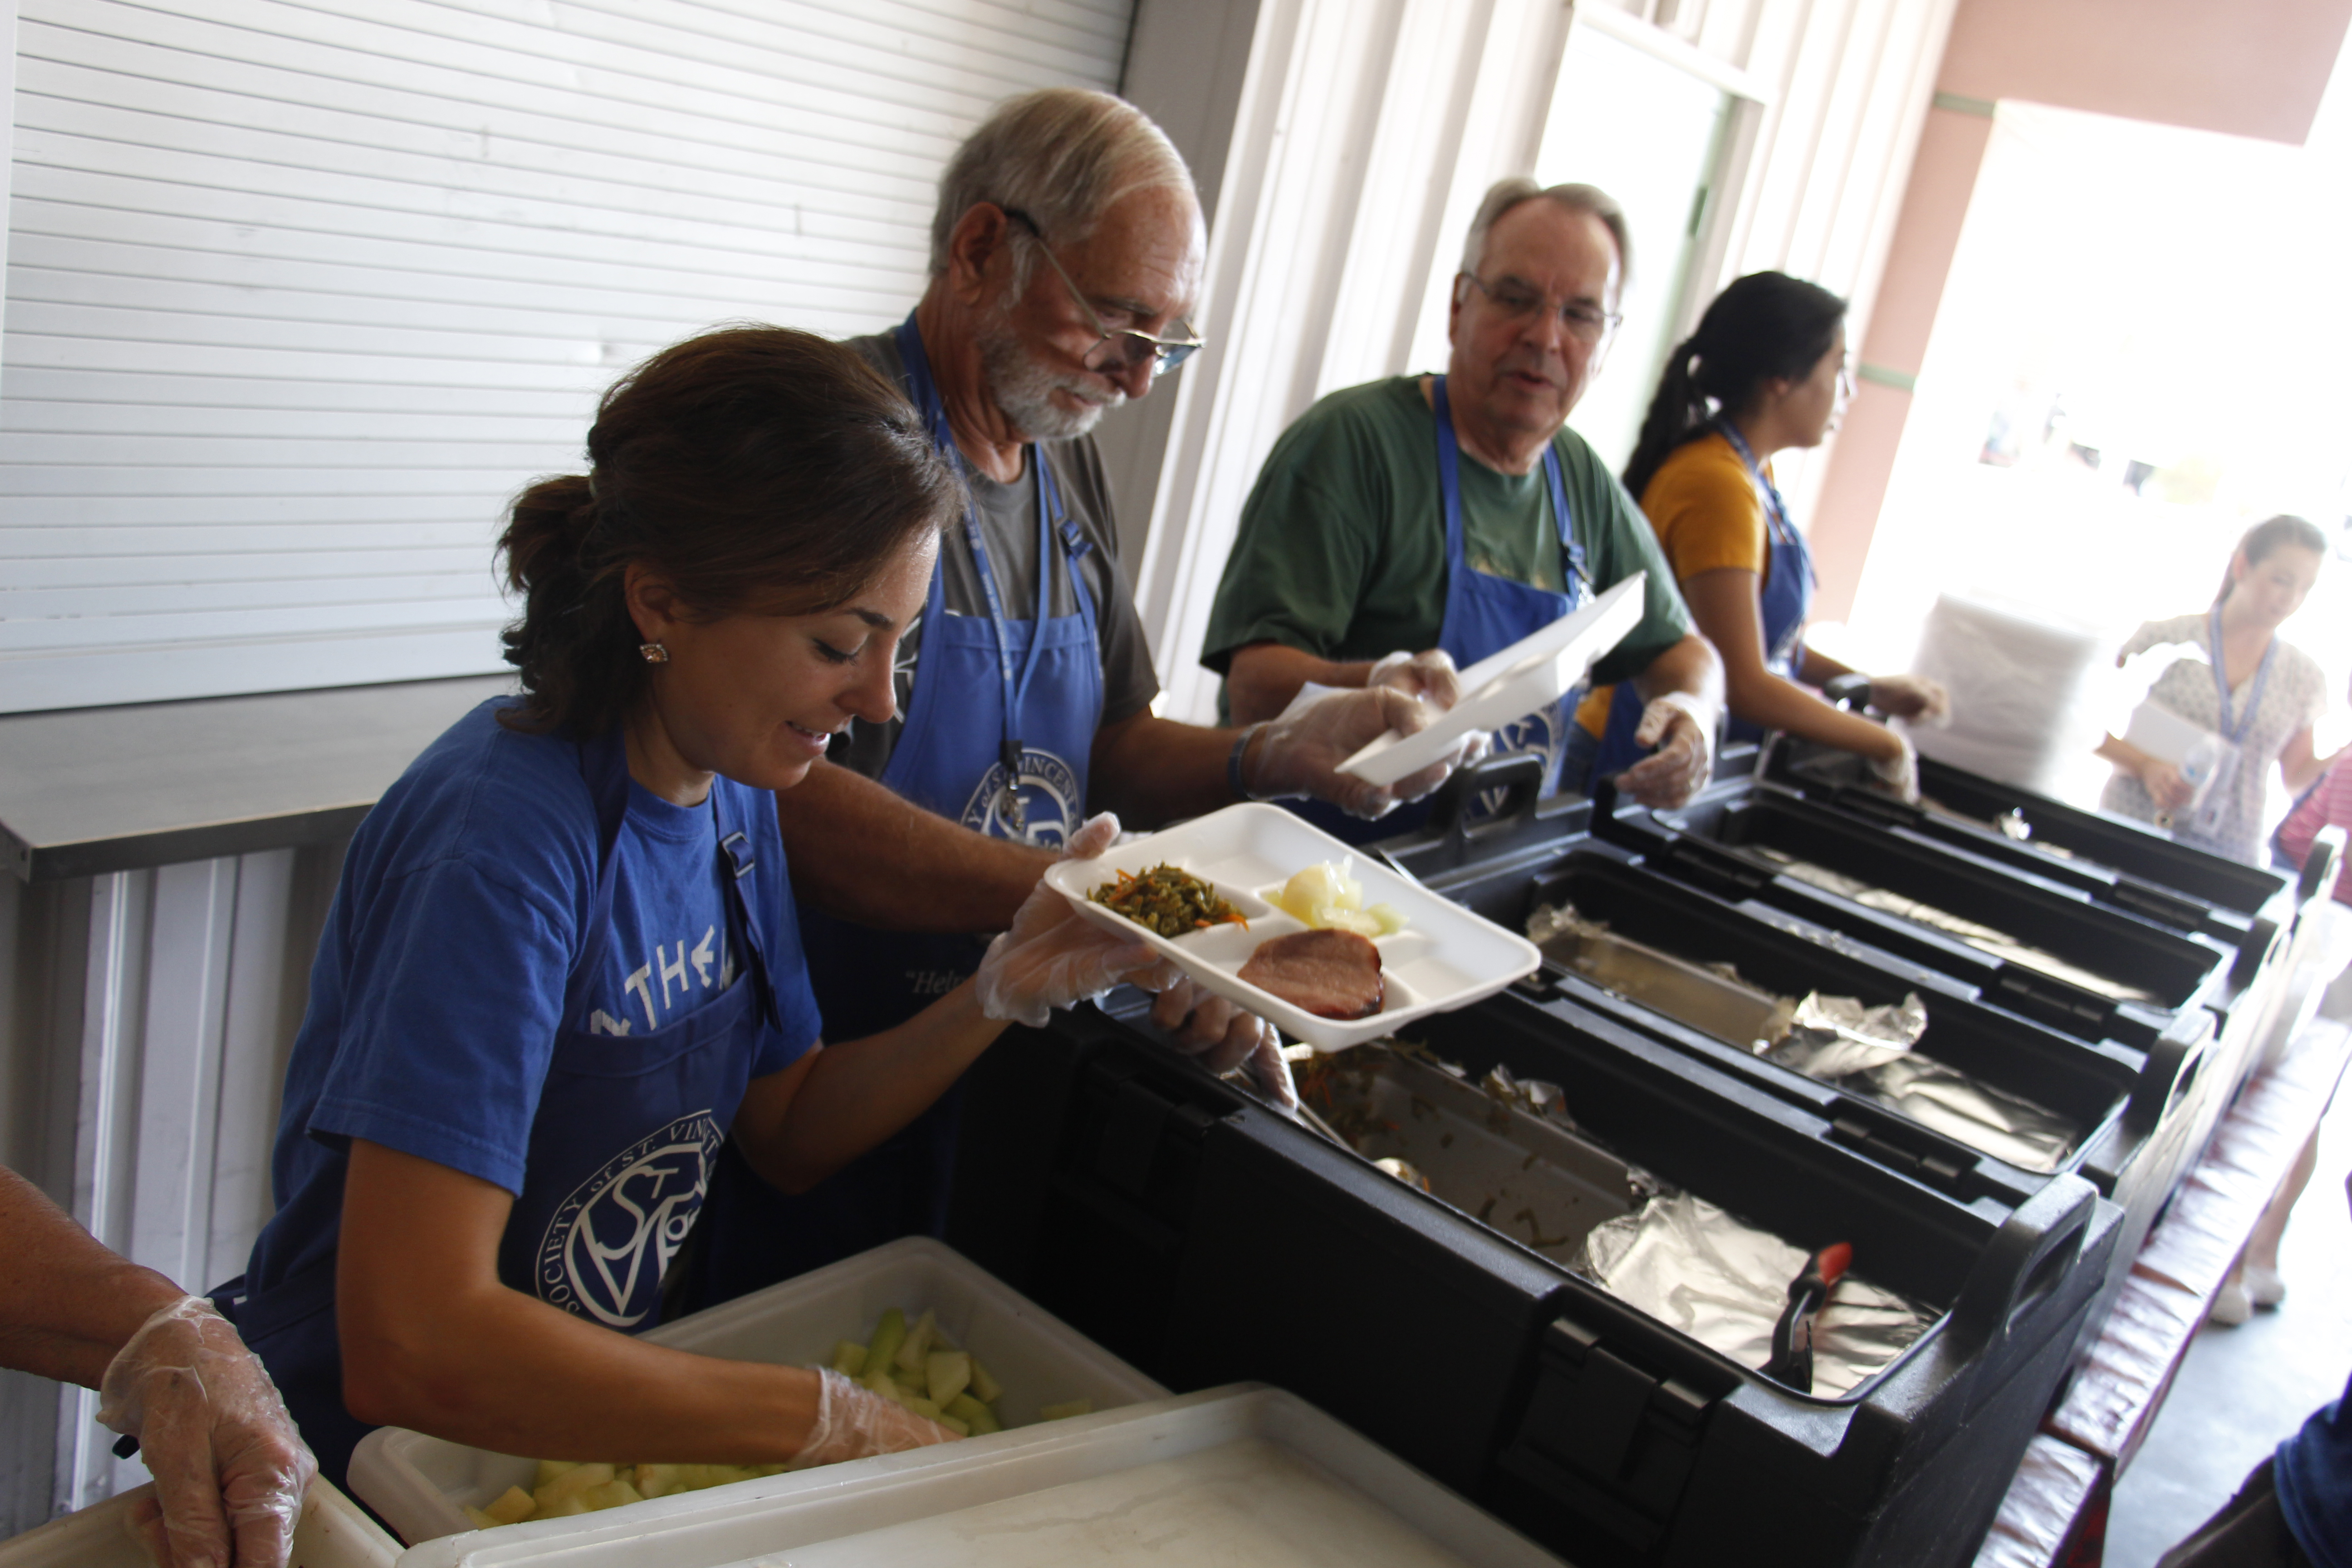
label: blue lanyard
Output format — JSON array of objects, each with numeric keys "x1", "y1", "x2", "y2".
[
  {"x1": 892, "y1": 315, "x2": 1062, "y2": 818},
  {"x1": 1431, "y1": 376, "x2": 1589, "y2": 598},
  {"x1": 2206, "y1": 603, "x2": 2277, "y2": 748},
  {"x1": 1715, "y1": 419, "x2": 1799, "y2": 549}
]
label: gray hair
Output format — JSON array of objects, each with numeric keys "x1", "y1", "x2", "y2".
[
  {"x1": 1460, "y1": 178, "x2": 1632, "y2": 292},
  {"x1": 930, "y1": 89, "x2": 1197, "y2": 287}
]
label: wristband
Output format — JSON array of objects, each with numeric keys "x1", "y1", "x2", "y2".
[{"x1": 1228, "y1": 723, "x2": 1265, "y2": 802}]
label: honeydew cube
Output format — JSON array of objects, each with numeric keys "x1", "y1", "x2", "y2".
[
  {"x1": 532, "y1": 1460, "x2": 583, "y2": 1490},
  {"x1": 925, "y1": 1350, "x2": 971, "y2": 1408},
  {"x1": 484, "y1": 1485, "x2": 538, "y2": 1524},
  {"x1": 865, "y1": 1308, "x2": 908, "y2": 1374},
  {"x1": 935, "y1": 1412, "x2": 971, "y2": 1437},
  {"x1": 946, "y1": 1393, "x2": 1000, "y2": 1435},
  {"x1": 903, "y1": 1395, "x2": 945, "y2": 1422},
  {"x1": 1039, "y1": 1399, "x2": 1093, "y2": 1421},
  {"x1": 830, "y1": 1339, "x2": 868, "y2": 1377},
  {"x1": 893, "y1": 1309, "x2": 939, "y2": 1374},
  {"x1": 578, "y1": 1479, "x2": 644, "y2": 1513},
  {"x1": 968, "y1": 1357, "x2": 1004, "y2": 1405},
  {"x1": 464, "y1": 1507, "x2": 501, "y2": 1530},
  {"x1": 862, "y1": 1369, "x2": 902, "y2": 1403}
]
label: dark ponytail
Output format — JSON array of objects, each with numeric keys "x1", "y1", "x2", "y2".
[
  {"x1": 1621, "y1": 271, "x2": 1847, "y2": 501},
  {"x1": 2215, "y1": 514, "x2": 2328, "y2": 605},
  {"x1": 497, "y1": 326, "x2": 962, "y2": 739}
]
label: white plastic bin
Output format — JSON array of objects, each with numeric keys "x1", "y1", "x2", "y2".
[
  {"x1": 391, "y1": 1386, "x2": 1565, "y2": 1567},
  {"x1": 350, "y1": 1237, "x2": 1166, "y2": 1545},
  {"x1": 0, "y1": 1478, "x2": 396, "y2": 1568}
]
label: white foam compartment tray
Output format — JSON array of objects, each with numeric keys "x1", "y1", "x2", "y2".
[
  {"x1": 0, "y1": 1479, "x2": 395, "y2": 1568},
  {"x1": 350, "y1": 1238, "x2": 1165, "y2": 1547},
  {"x1": 391, "y1": 1386, "x2": 1564, "y2": 1567},
  {"x1": 1045, "y1": 803, "x2": 1541, "y2": 1049},
  {"x1": 1338, "y1": 573, "x2": 1645, "y2": 785}
]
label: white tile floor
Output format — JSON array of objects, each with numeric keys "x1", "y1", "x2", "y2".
[{"x1": 2104, "y1": 1005, "x2": 2352, "y2": 1568}]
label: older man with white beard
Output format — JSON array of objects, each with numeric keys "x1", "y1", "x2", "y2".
[{"x1": 681, "y1": 89, "x2": 1475, "y2": 1309}]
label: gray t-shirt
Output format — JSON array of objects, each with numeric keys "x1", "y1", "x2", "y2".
[{"x1": 827, "y1": 330, "x2": 1161, "y2": 782}]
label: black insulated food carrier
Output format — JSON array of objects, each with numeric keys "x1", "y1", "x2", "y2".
[{"x1": 948, "y1": 989, "x2": 2122, "y2": 1568}]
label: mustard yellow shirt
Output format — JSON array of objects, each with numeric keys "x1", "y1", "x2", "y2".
[{"x1": 1577, "y1": 431, "x2": 1771, "y2": 735}]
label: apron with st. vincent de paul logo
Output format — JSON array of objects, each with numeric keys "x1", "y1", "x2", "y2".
[
  {"x1": 691, "y1": 312, "x2": 1106, "y2": 1300},
  {"x1": 212, "y1": 725, "x2": 780, "y2": 1489},
  {"x1": 1290, "y1": 373, "x2": 1589, "y2": 844}
]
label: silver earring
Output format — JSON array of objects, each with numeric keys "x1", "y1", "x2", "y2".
[{"x1": 639, "y1": 642, "x2": 669, "y2": 664}]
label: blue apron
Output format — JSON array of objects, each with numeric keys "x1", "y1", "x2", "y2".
[
  {"x1": 685, "y1": 313, "x2": 1106, "y2": 1308},
  {"x1": 211, "y1": 726, "x2": 781, "y2": 1489},
  {"x1": 1591, "y1": 422, "x2": 1813, "y2": 777},
  {"x1": 1291, "y1": 374, "x2": 1589, "y2": 843}
]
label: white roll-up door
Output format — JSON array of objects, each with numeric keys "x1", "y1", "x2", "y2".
[{"x1": 0, "y1": 0, "x2": 1132, "y2": 714}]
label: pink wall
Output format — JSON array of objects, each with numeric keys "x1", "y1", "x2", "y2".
[{"x1": 1807, "y1": 0, "x2": 2352, "y2": 625}]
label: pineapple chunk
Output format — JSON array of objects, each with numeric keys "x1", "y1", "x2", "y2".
[
  {"x1": 532, "y1": 1461, "x2": 612, "y2": 1511},
  {"x1": 532, "y1": 1460, "x2": 583, "y2": 1490},
  {"x1": 483, "y1": 1485, "x2": 538, "y2": 1525},
  {"x1": 632, "y1": 1463, "x2": 686, "y2": 1499},
  {"x1": 830, "y1": 1339, "x2": 868, "y2": 1377},
  {"x1": 925, "y1": 1350, "x2": 971, "y2": 1408},
  {"x1": 578, "y1": 1479, "x2": 644, "y2": 1512},
  {"x1": 1039, "y1": 1399, "x2": 1093, "y2": 1422},
  {"x1": 464, "y1": 1506, "x2": 501, "y2": 1530},
  {"x1": 535, "y1": 1492, "x2": 593, "y2": 1519}
]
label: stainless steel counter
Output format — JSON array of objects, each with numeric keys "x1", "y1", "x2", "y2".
[{"x1": 0, "y1": 675, "x2": 514, "y2": 881}]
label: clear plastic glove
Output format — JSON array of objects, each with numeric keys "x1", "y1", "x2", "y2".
[
  {"x1": 2138, "y1": 756, "x2": 2195, "y2": 814},
  {"x1": 1869, "y1": 673, "x2": 1950, "y2": 725},
  {"x1": 1613, "y1": 691, "x2": 1717, "y2": 808},
  {"x1": 1139, "y1": 975, "x2": 1298, "y2": 1110},
  {"x1": 789, "y1": 1367, "x2": 956, "y2": 1469},
  {"x1": 975, "y1": 813, "x2": 1173, "y2": 1028},
  {"x1": 96, "y1": 1295, "x2": 315, "y2": 1568},
  {"x1": 1867, "y1": 731, "x2": 1920, "y2": 803},
  {"x1": 1249, "y1": 688, "x2": 1479, "y2": 818},
  {"x1": 1367, "y1": 648, "x2": 1463, "y2": 711}
]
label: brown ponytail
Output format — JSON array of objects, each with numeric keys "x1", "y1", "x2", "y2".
[
  {"x1": 497, "y1": 326, "x2": 962, "y2": 738},
  {"x1": 2216, "y1": 514, "x2": 2328, "y2": 606}
]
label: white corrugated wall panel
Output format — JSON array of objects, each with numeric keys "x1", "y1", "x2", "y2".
[{"x1": 1, "y1": 0, "x2": 1132, "y2": 714}]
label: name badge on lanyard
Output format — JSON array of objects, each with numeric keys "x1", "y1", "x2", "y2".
[{"x1": 2189, "y1": 603, "x2": 2275, "y2": 839}]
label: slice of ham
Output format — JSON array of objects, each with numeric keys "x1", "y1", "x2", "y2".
[{"x1": 1238, "y1": 928, "x2": 1385, "y2": 1020}]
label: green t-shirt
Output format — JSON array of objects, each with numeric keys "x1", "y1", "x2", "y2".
[{"x1": 1201, "y1": 377, "x2": 1692, "y2": 698}]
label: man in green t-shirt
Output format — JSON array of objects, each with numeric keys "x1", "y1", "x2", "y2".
[{"x1": 1201, "y1": 179, "x2": 1724, "y2": 807}]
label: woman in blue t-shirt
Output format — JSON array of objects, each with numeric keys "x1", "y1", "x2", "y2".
[{"x1": 220, "y1": 328, "x2": 1169, "y2": 1491}]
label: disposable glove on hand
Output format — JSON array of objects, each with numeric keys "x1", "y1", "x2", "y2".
[
  {"x1": 1869, "y1": 673, "x2": 1950, "y2": 725},
  {"x1": 97, "y1": 1295, "x2": 315, "y2": 1568},
  {"x1": 1249, "y1": 688, "x2": 1480, "y2": 818},
  {"x1": 1141, "y1": 975, "x2": 1298, "y2": 1111},
  {"x1": 789, "y1": 1367, "x2": 957, "y2": 1470},
  {"x1": 1612, "y1": 691, "x2": 1718, "y2": 808},
  {"x1": 1367, "y1": 648, "x2": 1464, "y2": 711},
  {"x1": 1867, "y1": 732, "x2": 1921, "y2": 804},
  {"x1": 975, "y1": 814, "x2": 1173, "y2": 1028}
]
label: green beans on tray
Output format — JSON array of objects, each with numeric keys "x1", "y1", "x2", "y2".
[{"x1": 1088, "y1": 864, "x2": 1249, "y2": 938}]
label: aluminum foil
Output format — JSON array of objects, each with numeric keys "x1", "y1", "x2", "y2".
[
  {"x1": 1859, "y1": 1057, "x2": 2078, "y2": 1173},
  {"x1": 1761, "y1": 991, "x2": 1928, "y2": 1078},
  {"x1": 1752, "y1": 847, "x2": 2155, "y2": 1004},
  {"x1": 1761, "y1": 992, "x2": 2079, "y2": 1172},
  {"x1": 1577, "y1": 1191, "x2": 1934, "y2": 1397}
]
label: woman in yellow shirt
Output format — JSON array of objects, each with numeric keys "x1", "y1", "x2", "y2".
[{"x1": 1576, "y1": 273, "x2": 1943, "y2": 795}]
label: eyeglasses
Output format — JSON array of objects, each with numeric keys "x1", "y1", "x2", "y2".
[
  {"x1": 1459, "y1": 271, "x2": 1622, "y2": 345},
  {"x1": 1000, "y1": 207, "x2": 1205, "y2": 377}
]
